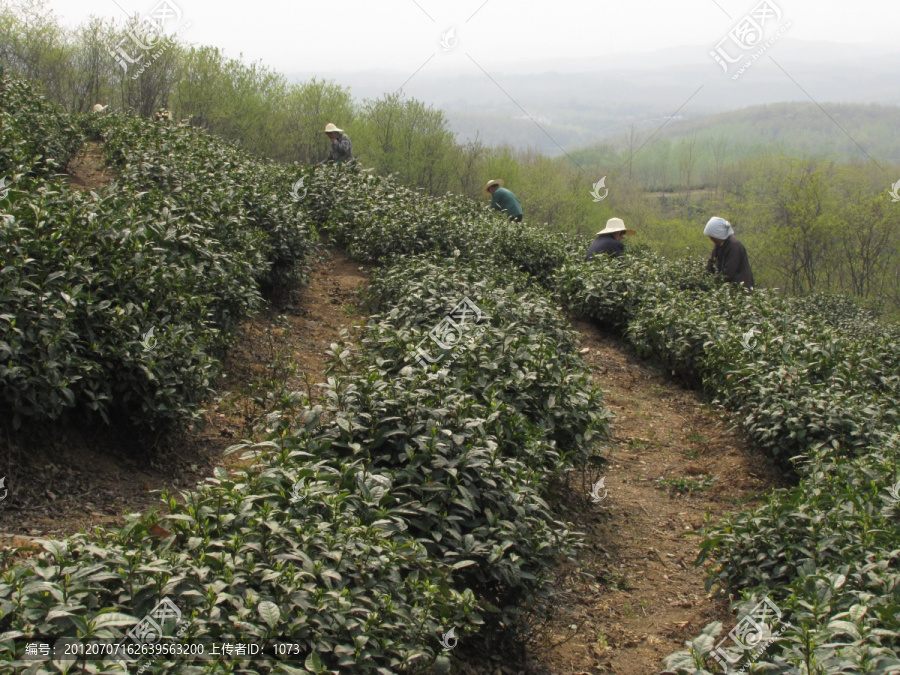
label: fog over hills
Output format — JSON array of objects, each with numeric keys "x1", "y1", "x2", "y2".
[{"x1": 288, "y1": 40, "x2": 900, "y2": 158}]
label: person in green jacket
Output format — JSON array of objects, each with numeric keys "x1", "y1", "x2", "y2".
[{"x1": 484, "y1": 179, "x2": 523, "y2": 222}]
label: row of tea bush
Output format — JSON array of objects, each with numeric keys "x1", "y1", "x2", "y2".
[{"x1": 0, "y1": 74, "x2": 317, "y2": 433}]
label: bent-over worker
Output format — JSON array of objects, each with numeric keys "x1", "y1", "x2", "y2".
[
  {"x1": 484, "y1": 179, "x2": 523, "y2": 222},
  {"x1": 585, "y1": 218, "x2": 635, "y2": 260},
  {"x1": 704, "y1": 216, "x2": 754, "y2": 290}
]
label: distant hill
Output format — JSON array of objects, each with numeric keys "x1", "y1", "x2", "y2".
[
  {"x1": 570, "y1": 102, "x2": 900, "y2": 166},
  {"x1": 292, "y1": 40, "x2": 900, "y2": 159}
]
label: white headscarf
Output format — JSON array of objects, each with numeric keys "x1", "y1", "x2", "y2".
[{"x1": 703, "y1": 216, "x2": 734, "y2": 239}]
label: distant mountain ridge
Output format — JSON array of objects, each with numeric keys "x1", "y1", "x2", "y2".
[
  {"x1": 289, "y1": 39, "x2": 900, "y2": 158},
  {"x1": 576, "y1": 101, "x2": 900, "y2": 165}
]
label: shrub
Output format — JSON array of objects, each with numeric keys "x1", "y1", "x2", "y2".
[{"x1": 0, "y1": 78, "x2": 318, "y2": 433}]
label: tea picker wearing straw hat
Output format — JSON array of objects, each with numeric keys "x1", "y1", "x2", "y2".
[
  {"x1": 323, "y1": 123, "x2": 353, "y2": 164},
  {"x1": 484, "y1": 179, "x2": 523, "y2": 222},
  {"x1": 585, "y1": 218, "x2": 636, "y2": 260}
]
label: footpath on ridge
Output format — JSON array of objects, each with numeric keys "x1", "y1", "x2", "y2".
[{"x1": 531, "y1": 321, "x2": 786, "y2": 675}]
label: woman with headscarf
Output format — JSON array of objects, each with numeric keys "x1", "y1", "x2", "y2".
[{"x1": 703, "y1": 216, "x2": 754, "y2": 290}]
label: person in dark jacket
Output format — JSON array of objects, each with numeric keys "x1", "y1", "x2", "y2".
[
  {"x1": 484, "y1": 179, "x2": 523, "y2": 221},
  {"x1": 703, "y1": 216, "x2": 754, "y2": 290},
  {"x1": 585, "y1": 218, "x2": 636, "y2": 261},
  {"x1": 323, "y1": 123, "x2": 353, "y2": 163}
]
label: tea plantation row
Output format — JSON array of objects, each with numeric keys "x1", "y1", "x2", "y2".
[
  {"x1": 556, "y1": 257, "x2": 900, "y2": 672},
  {"x1": 309, "y1": 163, "x2": 900, "y2": 672},
  {"x1": 0, "y1": 73, "x2": 316, "y2": 433}
]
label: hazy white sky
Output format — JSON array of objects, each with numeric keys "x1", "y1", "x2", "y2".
[{"x1": 40, "y1": 0, "x2": 900, "y2": 76}]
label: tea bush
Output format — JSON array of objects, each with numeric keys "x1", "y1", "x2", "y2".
[
  {"x1": 0, "y1": 433, "x2": 481, "y2": 672},
  {"x1": 663, "y1": 436, "x2": 900, "y2": 674},
  {"x1": 5, "y1": 74, "x2": 900, "y2": 671},
  {"x1": 0, "y1": 185, "x2": 247, "y2": 431},
  {"x1": 0, "y1": 76, "x2": 317, "y2": 433},
  {"x1": 627, "y1": 285, "x2": 900, "y2": 462},
  {"x1": 556, "y1": 249, "x2": 900, "y2": 671},
  {"x1": 266, "y1": 254, "x2": 610, "y2": 638},
  {"x1": 364, "y1": 255, "x2": 609, "y2": 467},
  {"x1": 554, "y1": 249, "x2": 704, "y2": 333},
  {"x1": 304, "y1": 162, "x2": 578, "y2": 284},
  {"x1": 0, "y1": 71, "x2": 83, "y2": 179},
  {"x1": 94, "y1": 113, "x2": 318, "y2": 294}
]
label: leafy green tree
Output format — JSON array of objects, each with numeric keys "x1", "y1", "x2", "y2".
[
  {"x1": 513, "y1": 150, "x2": 595, "y2": 231},
  {"x1": 215, "y1": 57, "x2": 287, "y2": 156},
  {"x1": 833, "y1": 177, "x2": 899, "y2": 302},
  {"x1": 0, "y1": 0, "x2": 72, "y2": 103},
  {"x1": 171, "y1": 45, "x2": 230, "y2": 128},
  {"x1": 450, "y1": 133, "x2": 488, "y2": 198},
  {"x1": 356, "y1": 92, "x2": 456, "y2": 193},
  {"x1": 482, "y1": 144, "x2": 521, "y2": 188},
  {"x1": 766, "y1": 160, "x2": 841, "y2": 294}
]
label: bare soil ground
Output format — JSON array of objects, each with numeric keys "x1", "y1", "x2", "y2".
[
  {"x1": 524, "y1": 321, "x2": 789, "y2": 675},
  {"x1": 66, "y1": 141, "x2": 114, "y2": 190}
]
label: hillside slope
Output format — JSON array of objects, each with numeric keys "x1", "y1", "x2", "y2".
[{"x1": 571, "y1": 101, "x2": 900, "y2": 164}]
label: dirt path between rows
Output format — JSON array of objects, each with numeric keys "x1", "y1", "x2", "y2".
[
  {"x1": 66, "y1": 140, "x2": 114, "y2": 190},
  {"x1": 0, "y1": 251, "x2": 368, "y2": 544},
  {"x1": 532, "y1": 321, "x2": 788, "y2": 675}
]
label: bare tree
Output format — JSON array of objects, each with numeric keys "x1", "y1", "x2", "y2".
[
  {"x1": 453, "y1": 133, "x2": 486, "y2": 197},
  {"x1": 838, "y1": 192, "x2": 896, "y2": 299},
  {"x1": 677, "y1": 133, "x2": 698, "y2": 211},
  {"x1": 625, "y1": 122, "x2": 640, "y2": 180},
  {"x1": 67, "y1": 17, "x2": 116, "y2": 112},
  {"x1": 709, "y1": 136, "x2": 730, "y2": 197},
  {"x1": 112, "y1": 17, "x2": 182, "y2": 117}
]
